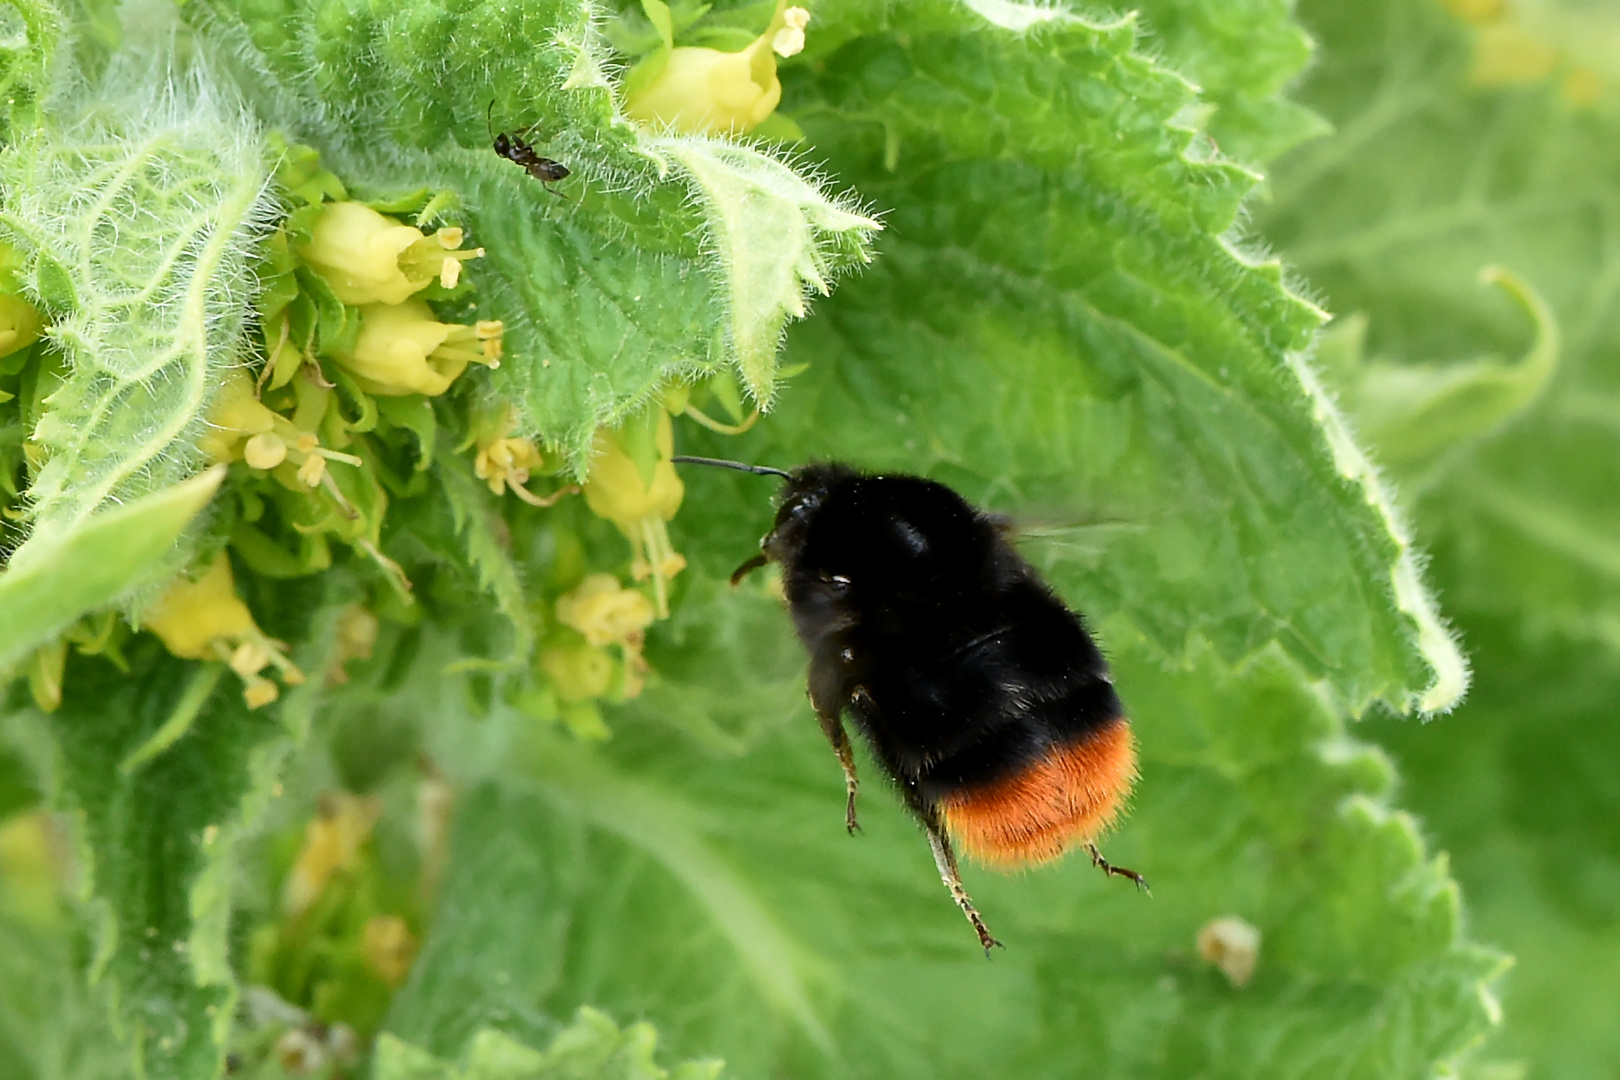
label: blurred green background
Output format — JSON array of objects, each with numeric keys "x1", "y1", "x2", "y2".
[{"x1": 1259, "y1": 0, "x2": 1620, "y2": 1075}]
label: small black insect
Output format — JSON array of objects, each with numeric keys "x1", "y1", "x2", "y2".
[
  {"x1": 487, "y1": 101, "x2": 570, "y2": 195},
  {"x1": 673, "y1": 456, "x2": 1146, "y2": 953}
]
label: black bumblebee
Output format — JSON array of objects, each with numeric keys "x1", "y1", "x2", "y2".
[{"x1": 674, "y1": 457, "x2": 1145, "y2": 952}]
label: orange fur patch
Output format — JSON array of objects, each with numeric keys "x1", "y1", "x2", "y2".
[{"x1": 940, "y1": 718, "x2": 1137, "y2": 868}]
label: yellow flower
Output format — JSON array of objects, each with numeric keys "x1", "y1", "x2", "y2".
[
  {"x1": 333, "y1": 299, "x2": 502, "y2": 397},
  {"x1": 554, "y1": 573, "x2": 657, "y2": 699},
  {"x1": 625, "y1": 0, "x2": 811, "y2": 136},
  {"x1": 198, "y1": 369, "x2": 363, "y2": 513},
  {"x1": 361, "y1": 915, "x2": 417, "y2": 987},
  {"x1": 469, "y1": 405, "x2": 579, "y2": 507},
  {"x1": 144, "y1": 555, "x2": 304, "y2": 708},
  {"x1": 582, "y1": 410, "x2": 687, "y2": 617},
  {"x1": 298, "y1": 202, "x2": 485, "y2": 306},
  {"x1": 556, "y1": 573, "x2": 656, "y2": 648},
  {"x1": 281, "y1": 793, "x2": 380, "y2": 917},
  {"x1": 0, "y1": 293, "x2": 42, "y2": 359}
]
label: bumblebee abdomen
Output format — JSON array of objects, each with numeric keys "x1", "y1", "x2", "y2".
[{"x1": 939, "y1": 717, "x2": 1137, "y2": 867}]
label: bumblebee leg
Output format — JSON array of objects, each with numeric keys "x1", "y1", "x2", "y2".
[
  {"x1": 814, "y1": 708, "x2": 861, "y2": 833},
  {"x1": 1086, "y1": 842, "x2": 1150, "y2": 893},
  {"x1": 922, "y1": 807, "x2": 1002, "y2": 955},
  {"x1": 729, "y1": 551, "x2": 769, "y2": 586}
]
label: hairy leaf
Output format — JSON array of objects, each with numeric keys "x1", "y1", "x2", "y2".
[
  {"x1": 773, "y1": 0, "x2": 1463, "y2": 712},
  {"x1": 16, "y1": 598, "x2": 338, "y2": 1079},
  {"x1": 386, "y1": 622, "x2": 1503, "y2": 1079},
  {"x1": 0, "y1": 66, "x2": 272, "y2": 560}
]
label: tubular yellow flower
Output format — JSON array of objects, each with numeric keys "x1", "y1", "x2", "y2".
[
  {"x1": 144, "y1": 555, "x2": 305, "y2": 708},
  {"x1": 556, "y1": 574, "x2": 657, "y2": 699},
  {"x1": 198, "y1": 369, "x2": 362, "y2": 521},
  {"x1": 625, "y1": 0, "x2": 811, "y2": 136},
  {"x1": 469, "y1": 404, "x2": 579, "y2": 507},
  {"x1": 582, "y1": 410, "x2": 687, "y2": 616},
  {"x1": 333, "y1": 299, "x2": 501, "y2": 397},
  {"x1": 555, "y1": 573, "x2": 656, "y2": 648},
  {"x1": 298, "y1": 202, "x2": 484, "y2": 306}
]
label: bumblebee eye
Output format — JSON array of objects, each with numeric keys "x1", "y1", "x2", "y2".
[{"x1": 790, "y1": 493, "x2": 821, "y2": 519}]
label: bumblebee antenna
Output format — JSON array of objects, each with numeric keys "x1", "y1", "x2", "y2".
[
  {"x1": 486, "y1": 99, "x2": 496, "y2": 141},
  {"x1": 671, "y1": 455, "x2": 792, "y2": 481}
]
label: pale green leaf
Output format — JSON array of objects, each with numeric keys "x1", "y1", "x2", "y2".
[
  {"x1": 8, "y1": 596, "x2": 341, "y2": 1080},
  {"x1": 645, "y1": 135, "x2": 879, "y2": 403},
  {"x1": 0, "y1": 467, "x2": 223, "y2": 673},
  {"x1": 377, "y1": 1007, "x2": 723, "y2": 1080}
]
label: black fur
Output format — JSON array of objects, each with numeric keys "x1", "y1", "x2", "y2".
[{"x1": 758, "y1": 464, "x2": 1123, "y2": 808}]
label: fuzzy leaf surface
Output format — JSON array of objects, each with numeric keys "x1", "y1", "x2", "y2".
[
  {"x1": 12, "y1": 587, "x2": 337, "y2": 1080},
  {"x1": 0, "y1": 69, "x2": 272, "y2": 561}
]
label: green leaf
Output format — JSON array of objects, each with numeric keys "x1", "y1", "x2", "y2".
[
  {"x1": 0, "y1": 907, "x2": 129, "y2": 1080},
  {"x1": 771, "y1": 0, "x2": 1463, "y2": 712},
  {"x1": 377, "y1": 1007, "x2": 723, "y2": 1080},
  {"x1": 1314, "y1": 268, "x2": 1558, "y2": 491},
  {"x1": 1129, "y1": 0, "x2": 1333, "y2": 165},
  {"x1": 643, "y1": 135, "x2": 880, "y2": 403},
  {"x1": 433, "y1": 442, "x2": 537, "y2": 663},
  {"x1": 0, "y1": 63, "x2": 274, "y2": 561},
  {"x1": 0, "y1": 0, "x2": 63, "y2": 135},
  {"x1": 1257, "y1": 0, "x2": 1620, "y2": 647},
  {"x1": 11, "y1": 603, "x2": 339, "y2": 1080},
  {"x1": 0, "y1": 467, "x2": 224, "y2": 673}
]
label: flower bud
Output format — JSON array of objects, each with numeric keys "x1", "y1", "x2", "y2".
[
  {"x1": 539, "y1": 643, "x2": 615, "y2": 703},
  {"x1": 198, "y1": 369, "x2": 279, "y2": 464}
]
